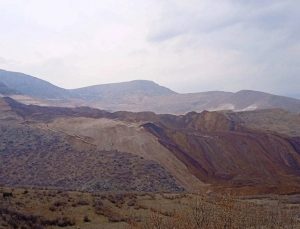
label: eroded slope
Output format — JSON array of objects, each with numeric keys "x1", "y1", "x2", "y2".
[{"x1": 143, "y1": 111, "x2": 300, "y2": 194}]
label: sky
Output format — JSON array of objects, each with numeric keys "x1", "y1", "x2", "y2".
[{"x1": 0, "y1": 0, "x2": 299, "y2": 97}]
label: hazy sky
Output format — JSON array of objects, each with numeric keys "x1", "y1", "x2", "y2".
[{"x1": 0, "y1": 0, "x2": 299, "y2": 97}]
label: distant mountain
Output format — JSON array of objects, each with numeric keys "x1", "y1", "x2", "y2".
[
  {"x1": 287, "y1": 93, "x2": 300, "y2": 99},
  {"x1": 0, "y1": 82, "x2": 20, "y2": 95},
  {"x1": 0, "y1": 70, "x2": 175, "y2": 102},
  {"x1": 96, "y1": 90, "x2": 300, "y2": 114},
  {"x1": 220, "y1": 90, "x2": 300, "y2": 113},
  {"x1": 71, "y1": 80, "x2": 176, "y2": 100},
  {"x1": 1, "y1": 69, "x2": 300, "y2": 113},
  {"x1": 0, "y1": 69, "x2": 70, "y2": 100}
]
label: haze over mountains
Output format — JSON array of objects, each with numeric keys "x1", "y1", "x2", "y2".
[
  {"x1": 1, "y1": 0, "x2": 300, "y2": 226},
  {"x1": 1, "y1": 69, "x2": 300, "y2": 114}
]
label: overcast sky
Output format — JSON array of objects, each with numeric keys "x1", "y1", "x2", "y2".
[{"x1": 0, "y1": 0, "x2": 299, "y2": 97}]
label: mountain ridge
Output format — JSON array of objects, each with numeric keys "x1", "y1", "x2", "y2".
[
  {"x1": 0, "y1": 69, "x2": 70, "y2": 99},
  {"x1": 71, "y1": 79, "x2": 176, "y2": 101},
  {"x1": 1, "y1": 69, "x2": 300, "y2": 114}
]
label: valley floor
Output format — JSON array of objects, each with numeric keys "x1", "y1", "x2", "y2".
[{"x1": 0, "y1": 187, "x2": 300, "y2": 229}]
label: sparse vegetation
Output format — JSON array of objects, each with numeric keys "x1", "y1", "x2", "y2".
[
  {"x1": 0, "y1": 187, "x2": 299, "y2": 229},
  {"x1": 0, "y1": 122, "x2": 183, "y2": 193},
  {"x1": 132, "y1": 194, "x2": 300, "y2": 229},
  {"x1": 1, "y1": 96, "x2": 300, "y2": 228}
]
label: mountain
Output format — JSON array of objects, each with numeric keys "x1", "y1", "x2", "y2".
[
  {"x1": 87, "y1": 91, "x2": 234, "y2": 113},
  {"x1": 222, "y1": 90, "x2": 300, "y2": 113},
  {"x1": 1, "y1": 69, "x2": 300, "y2": 113},
  {"x1": 0, "y1": 69, "x2": 70, "y2": 100},
  {"x1": 98, "y1": 90, "x2": 300, "y2": 114},
  {"x1": 0, "y1": 82, "x2": 19, "y2": 95},
  {"x1": 71, "y1": 80, "x2": 176, "y2": 100},
  {"x1": 286, "y1": 93, "x2": 300, "y2": 99},
  {"x1": 1, "y1": 97, "x2": 300, "y2": 194}
]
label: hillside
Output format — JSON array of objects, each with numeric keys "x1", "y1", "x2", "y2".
[
  {"x1": 0, "y1": 122, "x2": 182, "y2": 192},
  {"x1": 144, "y1": 112, "x2": 300, "y2": 194},
  {"x1": 1, "y1": 97, "x2": 300, "y2": 195},
  {"x1": 0, "y1": 98, "x2": 183, "y2": 192},
  {"x1": 228, "y1": 109, "x2": 300, "y2": 137}
]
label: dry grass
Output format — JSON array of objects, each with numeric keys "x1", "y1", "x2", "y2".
[
  {"x1": 0, "y1": 187, "x2": 299, "y2": 229},
  {"x1": 133, "y1": 194, "x2": 300, "y2": 229}
]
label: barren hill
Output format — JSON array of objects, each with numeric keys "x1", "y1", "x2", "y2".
[
  {"x1": 0, "y1": 98, "x2": 184, "y2": 192},
  {"x1": 143, "y1": 111, "x2": 300, "y2": 194},
  {"x1": 1, "y1": 97, "x2": 300, "y2": 194}
]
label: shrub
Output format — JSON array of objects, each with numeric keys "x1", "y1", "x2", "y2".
[{"x1": 83, "y1": 215, "x2": 91, "y2": 222}]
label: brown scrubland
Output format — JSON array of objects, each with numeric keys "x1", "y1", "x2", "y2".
[
  {"x1": 0, "y1": 187, "x2": 299, "y2": 229},
  {"x1": 1, "y1": 97, "x2": 300, "y2": 228}
]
